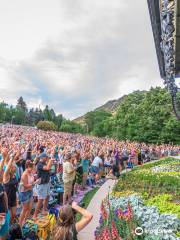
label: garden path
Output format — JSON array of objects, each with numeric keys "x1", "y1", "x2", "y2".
[{"x1": 78, "y1": 179, "x2": 116, "y2": 240}]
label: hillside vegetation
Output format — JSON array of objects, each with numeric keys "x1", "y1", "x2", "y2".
[
  {"x1": 81, "y1": 87, "x2": 180, "y2": 144},
  {"x1": 0, "y1": 87, "x2": 179, "y2": 144},
  {"x1": 74, "y1": 94, "x2": 128, "y2": 123}
]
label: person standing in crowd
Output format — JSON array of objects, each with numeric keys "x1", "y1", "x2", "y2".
[
  {"x1": 81, "y1": 152, "x2": 90, "y2": 189},
  {"x1": 74, "y1": 151, "x2": 83, "y2": 194},
  {"x1": 50, "y1": 202, "x2": 93, "y2": 240},
  {"x1": 0, "y1": 184, "x2": 10, "y2": 240},
  {"x1": 0, "y1": 149, "x2": 10, "y2": 240},
  {"x1": 19, "y1": 160, "x2": 37, "y2": 226},
  {"x1": 63, "y1": 153, "x2": 76, "y2": 205},
  {"x1": 54, "y1": 145, "x2": 59, "y2": 162},
  {"x1": 33, "y1": 152, "x2": 52, "y2": 219},
  {"x1": 3, "y1": 153, "x2": 18, "y2": 223},
  {"x1": 57, "y1": 146, "x2": 64, "y2": 173},
  {"x1": 90, "y1": 152, "x2": 103, "y2": 181},
  {"x1": 114, "y1": 147, "x2": 121, "y2": 176}
]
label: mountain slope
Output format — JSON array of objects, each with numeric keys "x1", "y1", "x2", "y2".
[{"x1": 73, "y1": 96, "x2": 126, "y2": 123}]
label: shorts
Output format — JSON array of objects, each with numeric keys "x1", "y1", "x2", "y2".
[
  {"x1": 64, "y1": 181, "x2": 73, "y2": 195},
  {"x1": 19, "y1": 190, "x2": 33, "y2": 204},
  {"x1": 0, "y1": 211, "x2": 10, "y2": 237},
  {"x1": 90, "y1": 166, "x2": 99, "y2": 174},
  {"x1": 36, "y1": 183, "x2": 50, "y2": 200}
]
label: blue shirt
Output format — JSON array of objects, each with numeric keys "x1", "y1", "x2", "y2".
[
  {"x1": 81, "y1": 159, "x2": 89, "y2": 173},
  {"x1": 3, "y1": 164, "x2": 19, "y2": 181}
]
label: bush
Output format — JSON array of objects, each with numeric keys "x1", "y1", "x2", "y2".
[{"x1": 37, "y1": 120, "x2": 57, "y2": 131}]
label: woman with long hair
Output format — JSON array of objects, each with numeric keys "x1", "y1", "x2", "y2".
[
  {"x1": 19, "y1": 160, "x2": 37, "y2": 226},
  {"x1": 0, "y1": 148, "x2": 10, "y2": 240},
  {"x1": 51, "y1": 202, "x2": 93, "y2": 240},
  {"x1": 3, "y1": 153, "x2": 18, "y2": 223}
]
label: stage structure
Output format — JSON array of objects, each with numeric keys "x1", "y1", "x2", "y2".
[{"x1": 147, "y1": 0, "x2": 180, "y2": 119}]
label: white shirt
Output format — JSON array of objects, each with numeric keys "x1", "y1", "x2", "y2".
[
  {"x1": 92, "y1": 156, "x2": 103, "y2": 167},
  {"x1": 63, "y1": 161, "x2": 75, "y2": 183}
]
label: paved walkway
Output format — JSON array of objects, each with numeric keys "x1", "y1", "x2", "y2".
[{"x1": 78, "y1": 179, "x2": 116, "y2": 240}]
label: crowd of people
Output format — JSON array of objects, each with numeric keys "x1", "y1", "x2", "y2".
[{"x1": 0, "y1": 124, "x2": 179, "y2": 240}]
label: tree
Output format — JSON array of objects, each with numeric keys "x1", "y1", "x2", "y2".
[
  {"x1": 60, "y1": 120, "x2": 85, "y2": 134},
  {"x1": 84, "y1": 110, "x2": 112, "y2": 134},
  {"x1": 17, "y1": 97, "x2": 27, "y2": 112},
  {"x1": 13, "y1": 107, "x2": 26, "y2": 125},
  {"x1": 37, "y1": 120, "x2": 57, "y2": 131},
  {"x1": 110, "y1": 87, "x2": 180, "y2": 144},
  {"x1": 43, "y1": 105, "x2": 53, "y2": 121},
  {"x1": 54, "y1": 114, "x2": 63, "y2": 130}
]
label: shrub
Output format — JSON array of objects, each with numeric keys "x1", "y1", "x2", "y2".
[
  {"x1": 37, "y1": 120, "x2": 57, "y2": 131},
  {"x1": 145, "y1": 194, "x2": 180, "y2": 218}
]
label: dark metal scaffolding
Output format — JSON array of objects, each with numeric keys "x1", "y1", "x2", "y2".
[{"x1": 147, "y1": 0, "x2": 180, "y2": 120}]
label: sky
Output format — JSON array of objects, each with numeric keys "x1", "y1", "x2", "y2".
[{"x1": 0, "y1": 0, "x2": 163, "y2": 119}]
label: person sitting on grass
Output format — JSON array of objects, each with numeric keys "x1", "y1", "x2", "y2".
[{"x1": 50, "y1": 201, "x2": 93, "y2": 240}]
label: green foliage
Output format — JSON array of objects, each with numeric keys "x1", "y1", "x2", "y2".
[
  {"x1": 27, "y1": 108, "x2": 44, "y2": 126},
  {"x1": 37, "y1": 120, "x2": 57, "y2": 131},
  {"x1": 60, "y1": 120, "x2": 85, "y2": 134},
  {"x1": 0, "y1": 87, "x2": 179, "y2": 142},
  {"x1": 114, "y1": 157, "x2": 180, "y2": 197},
  {"x1": 82, "y1": 87, "x2": 180, "y2": 143},
  {"x1": 43, "y1": 105, "x2": 55, "y2": 122},
  {"x1": 145, "y1": 194, "x2": 180, "y2": 218},
  {"x1": 16, "y1": 96, "x2": 28, "y2": 112},
  {"x1": 76, "y1": 187, "x2": 99, "y2": 222},
  {"x1": 84, "y1": 110, "x2": 112, "y2": 136},
  {"x1": 0, "y1": 97, "x2": 65, "y2": 130}
]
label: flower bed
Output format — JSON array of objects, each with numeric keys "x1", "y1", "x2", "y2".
[
  {"x1": 151, "y1": 163, "x2": 180, "y2": 173},
  {"x1": 96, "y1": 157, "x2": 180, "y2": 239},
  {"x1": 114, "y1": 157, "x2": 180, "y2": 197},
  {"x1": 95, "y1": 197, "x2": 140, "y2": 240}
]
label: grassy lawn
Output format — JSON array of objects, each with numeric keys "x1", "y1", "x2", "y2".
[{"x1": 76, "y1": 187, "x2": 99, "y2": 222}]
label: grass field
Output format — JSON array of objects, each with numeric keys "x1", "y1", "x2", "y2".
[{"x1": 76, "y1": 187, "x2": 99, "y2": 222}]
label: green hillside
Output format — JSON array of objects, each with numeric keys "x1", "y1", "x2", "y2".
[{"x1": 78, "y1": 87, "x2": 180, "y2": 144}]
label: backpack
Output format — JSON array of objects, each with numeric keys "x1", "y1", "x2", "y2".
[
  {"x1": 49, "y1": 207, "x2": 59, "y2": 219},
  {"x1": 35, "y1": 216, "x2": 50, "y2": 240},
  {"x1": 22, "y1": 220, "x2": 39, "y2": 240},
  {"x1": 9, "y1": 223, "x2": 23, "y2": 240}
]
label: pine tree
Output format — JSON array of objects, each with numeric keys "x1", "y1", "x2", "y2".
[{"x1": 16, "y1": 97, "x2": 27, "y2": 112}]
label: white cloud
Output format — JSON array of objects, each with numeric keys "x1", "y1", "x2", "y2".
[{"x1": 0, "y1": 0, "x2": 163, "y2": 119}]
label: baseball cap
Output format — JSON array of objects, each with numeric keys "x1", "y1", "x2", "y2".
[{"x1": 39, "y1": 152, "x2": 48, "y2": 159}]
